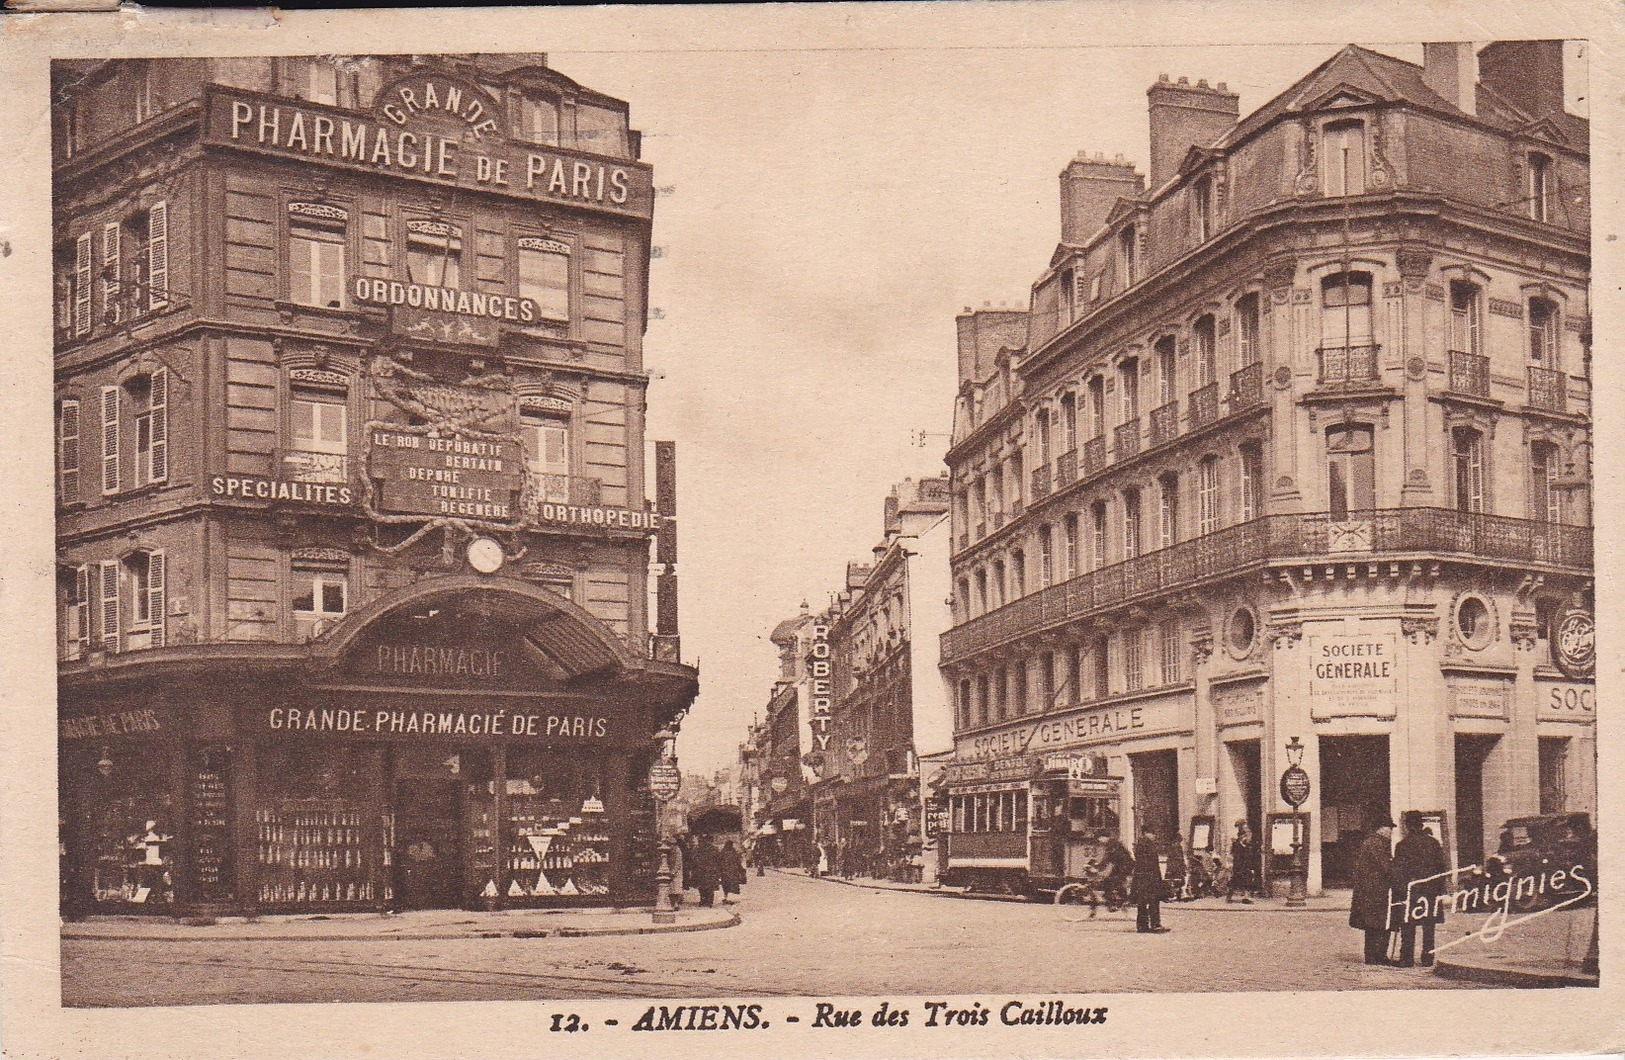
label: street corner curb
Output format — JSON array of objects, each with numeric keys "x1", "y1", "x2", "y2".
[
  {"x1": 63, "y1": 911, "x2": 743, "y2": 944},
  {"x1": 547, "y1": 911, "x2": 742, "y2": 939},
  {"x1": 1433, "y1": 959, "x2": 1598, "y2": 989}
]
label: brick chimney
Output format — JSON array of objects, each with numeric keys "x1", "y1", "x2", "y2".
[
  {"x1": 1146, "y1": 75, "x2": 1239, "y2": 190},
  {"x1": 1478, "y1": 40, "x2": 1565, "y2": 119},
  {"x1": 1059, "y1": 152, "x2": 1143, "y2": 244},
  {"x1": 956, "y1": 307, "x2": 1029, "y2": 384},
  {"x1": 1422, "y1": 42, "x2": 1476, "y2": 116}
]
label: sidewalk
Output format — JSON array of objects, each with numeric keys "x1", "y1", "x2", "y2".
[
  {"x1": 786, "y1": 867, "x2": 1350, "y2": 911},
  {"x1": 62, "y1": 903, "x2": 740, "y2": 943},
  {"x1": 1433, "y1": 904, "x2": 1598, "y2": 988}
]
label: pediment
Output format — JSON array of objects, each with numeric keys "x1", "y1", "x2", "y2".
[{"x1": 1302, "y1": 84, "x2": 1384, "y2": 113}]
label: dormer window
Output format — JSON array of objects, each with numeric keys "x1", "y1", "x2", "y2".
[
  {"x1": 515, "y1": 93, "x2": 560, "y2": 146},
  {"x1": 1323, "y1": 120, "x2": 1367, "y2": 196},
  {"x1": 1193, "y1": 176, "x2": 1214, "y2": 242},
  {"x1": 1117, "y1": 226, "x2": 1138, "y2": 289}
]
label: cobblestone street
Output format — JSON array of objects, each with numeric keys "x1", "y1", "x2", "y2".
[{"x1": 62, "y1": 871, "x2": 1483, "y2": 1007}]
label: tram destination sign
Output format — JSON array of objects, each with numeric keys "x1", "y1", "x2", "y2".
[{"x1": 369, "y1": 428, "x2": 522, "y2": 521}]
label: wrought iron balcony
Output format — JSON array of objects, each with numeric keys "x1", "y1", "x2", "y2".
[
  {"x1": 1031, "y1": 464, "x2": 1052, "y2": 500},
  {"x1": 1230, "y1": 361, "x2": 1265, "y2": 410},
  {"x1": 1114, "y1": 418, "x2": 1141, "y2": 460},
  {"x1": 1447, "y1": 350, "x2": 1491, "y2": 398},
  {"x1": 283, "y1": 451, "x2": 349, "y2": 484},
  {"x1": 1316, "y1": 344, "x2": 1381, "y2": 387},
  {"x1": 1527, "y1": 364, "x2": 1568, "y2": 413},
  {"x1": 529, "y1": 473, "x2": 603, "y2": 507},
  {"x1": 1189, "y1": 383, "x2": 1220, "y2": 428},
  {"x1": 940, "y1": 507, "x2": 1592, "y2": 664},
  {"x1": 1150, "y1": 400, "x2": 1180, "y2": 447},
  {"x1": 1056, "y1": 449, "x2": 1078, "y2": 487},
  {"x1": 1081, "y1": 436, "x2": 1108, "y2": 478}
]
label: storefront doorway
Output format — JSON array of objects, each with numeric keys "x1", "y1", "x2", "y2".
[
  {"x1": 1318, "y1": 735, "x2": 1389, "y2": 887},
  {"x1": 1455, "y1": 734, "x2": 1498, "y2": 868},
  {"x1": 394, "y1": 778, "x2": 465, "y2": 910},
  {"x1": 1225, "y1": 739, "x2": 1263, "y2": 863},
  {"x1": 1130, "y1": 749, "x2": 1179, "y2": 843}
]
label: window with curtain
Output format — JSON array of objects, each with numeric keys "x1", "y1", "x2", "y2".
[
  {"x1": 1322, "y1": 272, "x2": 1373, "y2": 348},
  {"x1": 406, "y1": 220, "x2": 462, "y2": 288},
  {"x1": 1530, "y1": 442, "x2": 1562, "y2": 523},
  {"x1": 1452, "y1": 427, "x2": 1485, "y2": 513},
  {"x1": 288, "y1": 385, "x2": 348, "y2": 484},
  {"x1": 288, "y1": 204, "x2": 348, "y2": 309},
  {"x1": 517, "y1": 237, "x2": 571, "y2": 321},
  {"x1": 1450, "y1": 282, "x2": 1482, "y2": 355},
  {"x1": 1326, "y1": 425, "x2": 1375, "y2": 519},
  {"x1": 1528, "y1": 298, "x2": 1559, "y2": 364}
]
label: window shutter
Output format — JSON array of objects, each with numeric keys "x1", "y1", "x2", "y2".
[
  {"x1": 99, "y1": 559, "x2": 120, "y2": 653},
  {"x1": 147, "y1": 201, "x2": 168, "y2": 310},
  {"x1": 59, "y1": 399, "x2": 80, "y2": 503},
  {"x1": 101, "y1": 222, "x2": 122, "y2": 325},
  {"x1": 99, "y1": 386, "x2": 120, "y2": 494},
  {"x1": 147, "y1": 550, "x2": 166, "y2": 648},
  {"x1": 148, "y1": 367, "x2": 168, "y2": 483},
  {"x1": 75, "y1": 564, "x2": 91, "y2": 657},
  {"x1": 74, "y1": 234, "x2": 92, "y2": 336}
]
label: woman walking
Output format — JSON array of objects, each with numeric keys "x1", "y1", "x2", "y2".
[{"x1": 718, "y1": 840, "x2": 746, "y2": 905}]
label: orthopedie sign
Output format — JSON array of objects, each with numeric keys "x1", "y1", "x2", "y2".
[
  {"x1": 368, "y1": 428, "x2": 523, "y2": 521},
  {"x1": 203, "y1": 86, "x2": 654, "y2": 220}
]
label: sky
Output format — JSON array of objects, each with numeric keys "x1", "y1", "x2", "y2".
[{"x1": 548, "y1": 37, "x2": 1588, "y2": 775}]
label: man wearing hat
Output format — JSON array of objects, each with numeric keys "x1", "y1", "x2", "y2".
[
  {"x1": 1391, "y1": 811, "x2": 1448, "y2": 967},
  {"x1": 1349, "y1": 812, "x2": 1397, "y2": 965},
  {"x1": 1132, "y1": 826, "x2": 1171, "y2": 933}
]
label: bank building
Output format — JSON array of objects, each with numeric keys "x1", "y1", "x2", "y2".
[
  {"x1": 52, "y1": 54, "x2": 697, "y2": 915},
  {"x1": 938, "y1": 42, "x2": 1592, "y2": 894}
]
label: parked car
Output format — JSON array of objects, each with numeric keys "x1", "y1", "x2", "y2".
[{"x1": 1484, "y1": 812, "x2": 1597, "y2": 911}]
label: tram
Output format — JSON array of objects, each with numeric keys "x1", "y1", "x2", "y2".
[{"x1": 939, "y1": 752, "x2": 1122, "y2": 898}]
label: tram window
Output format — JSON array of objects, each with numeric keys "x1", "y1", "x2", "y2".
[
  {"x1": 952, "y1": 797, "x2": 965, "y2": 833},
  {"x1": 1016, "y1": 791, "x2": 1028, "y2": 827},
  {"x1": 1033, "y1": 793, "x2": 1050, "y2": 826}
]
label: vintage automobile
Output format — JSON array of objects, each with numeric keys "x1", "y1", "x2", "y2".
[{"x1": 1483, "y1": 812, "x2": 1597, "y2": 911}]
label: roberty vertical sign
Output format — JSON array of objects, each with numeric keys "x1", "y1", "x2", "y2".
[{"x1": 805, "y1": 623, "x2": 833, "y2": 779}]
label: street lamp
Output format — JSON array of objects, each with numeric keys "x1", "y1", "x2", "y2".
[
  {"x1": 648, "y1": 725, "x2": 681, "y2": 925},
  {"x1": 1280, "y1": 736, "x2": 1310, "y2": 907}
]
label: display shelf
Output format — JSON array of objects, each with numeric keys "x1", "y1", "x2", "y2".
[
  {"x1": 503, "y1": 785, "x2": 610, "y2": 899},
  {"x1": 256, "y1": 799, "x2": 374, "y2": 905}
]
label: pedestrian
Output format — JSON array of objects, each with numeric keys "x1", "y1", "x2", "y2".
[
  {"x1": 1391, "y1": 811, "x2": 1448, "y2": 967},
  {"x1": 815, "y1": 841, "x2": 829, "y2": 878},
  {"x1": 1227, "y1": 820, "x2": 1257, "y2": 903},
  {"x1": 1349, "y1": 814, "x2": 1397, "y2": 965},
  {"x1": 1165, "y1": 835, "x2": 1188, "y2": 902},
  {"x1": 689, "y1": 835, "x2": 720, "y2": 907},
  {"x1": 718, "y1": 840, "x2": 746, "y2": 904},
  {"x1": 1133, "y1": 828, "x2": 1170, "y2": 933}
]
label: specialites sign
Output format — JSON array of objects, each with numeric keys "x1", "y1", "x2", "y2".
[{"x1": 369, "y1": 428, "x2": 522, "y2": 521}]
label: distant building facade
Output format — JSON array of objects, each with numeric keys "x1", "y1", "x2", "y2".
[{"x1": 940, "y1": 42, "x2": 1592, "y2": 893}]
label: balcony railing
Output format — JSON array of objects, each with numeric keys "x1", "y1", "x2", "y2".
[
  {"x1": 1189, "y1": 383, "x2": 1219, "y2": 428},
  {"x1": 1150, "y1": 400, "x2": 1180, "y2": 448},
  {"x1": 975, "y1": 520, "x2": 988, "y2": 540},
  {"x1": 1230, "y1": 361, "x2": 1264, "y2": 410},
  {"x1": 1528, "y1": 365, "x2": 1567, "y2": 413},
  {"x1": 1114, "y1": 418, "x2": 1141, "y2": 460},
  {"x1": 1031, "y1": 464, "x2": 1052, "y2": 500},
  {"x1": 1317, "y1": 344, "x2": 1381, "y2": 386},
  {"x1": 1081, "y1": 436, "x2": 1108, "y2": 478},
  {"x1": 283, "y1": 451, "x2": 349, "y2": 484},
  {"x1": 1447, "y1": 350, "x2": 1491, "y2": 398},
  {"x1": 529, "y1": 473, "x2": 603, "y2": 507},
  {"x1": 1056, "y1": 449, "x2": 1078, "y2": 487},
  {"x1": 940, "y1": 508, "x2": 1592, "y2": 663}
]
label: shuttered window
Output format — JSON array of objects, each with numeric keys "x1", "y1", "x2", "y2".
[
  {"x1": 99, "y1": 386, "x2": 120, "y2": 494},
  {"x1": 147, "y1": 368, "x2": 168, "y2": 484},
  {"x1": 58, "y1": 399, "x2": 81, "y2": 503},
  {"x1": 102, "y1": 222, "x2": 122, "y2": 326},
  {"x1": 74, "y1": 234, "x2": 92, "y2": 337},
  {"x1": 99, "y1": 559, "x2": 120, "y2": 653},
  {"x1": 146, "y1": 201, "x2": 168, "y2": 311},
  {"x1": 73, "y1": 564, "x2": 92, "y2": 659}
]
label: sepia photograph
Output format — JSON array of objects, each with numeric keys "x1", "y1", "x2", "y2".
[{"x1": 2, "y1": 3, "x2": 1619, "y2": 1058}]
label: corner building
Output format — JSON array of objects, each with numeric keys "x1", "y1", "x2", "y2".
[
  {"x1": 53, "y1": 55, "x2": 697, "y2": 915},
  {"x1": 940, "y1": 43, "x2": 1592, "y2": 893}
]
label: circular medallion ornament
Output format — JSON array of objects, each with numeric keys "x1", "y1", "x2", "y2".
[
  {"x1": 466, "y1": 536, "x2": 505, "y2": 574},
  {"x1": 1279, "y1": 765, "x2": 1312, "y2": 808},
  {"x1": 1273, "y1": 366, "x2": 1293, "y2": 389},
  {"x1": 1406, "y1": 356, "x2": 1427, "y2": 380},
  {"x1": 1552, "y1": 607, "x2": 1595, "y2": 678}
]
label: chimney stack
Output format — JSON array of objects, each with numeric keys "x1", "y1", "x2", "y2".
[
  {"x1": 956, "y1": 307, "x2": 1029, "y2": 384},
  {"x1": 1059, "y1": 152, "x2": 1144, "y2": 244},
  {"x1": 1477, "y1": 40, "x2": 1565, "y2": 119},
  {"x1": 1423, "y1": 42, "x2": 1476, "y2": 116},
  {"x1": 1146, "y1": 75, "x2": 1240, "y2": 189}
]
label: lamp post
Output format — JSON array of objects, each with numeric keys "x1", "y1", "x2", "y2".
[
  {"x1": 1279, "y1": 736, "x2": 1310, "y2": 907},
  {"x1": 648, "y1": 726, "x2": 682, "y2": 925}
]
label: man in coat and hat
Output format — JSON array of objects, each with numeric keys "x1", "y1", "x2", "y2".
[
  {"x1": 1391, "y1": 811, "x2": 1448, "y2": 967},
  {"x1": 1349, "y1": 813, "x2": 1397, "y2": 965},
  {"x1": 1133, "y1": 827, "x2": 1171, "y2": 933}
]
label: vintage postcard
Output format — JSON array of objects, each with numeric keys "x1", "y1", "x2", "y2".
[{"x1": 1, "y1": 2, "x2": 1620, "y2": 1058}]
